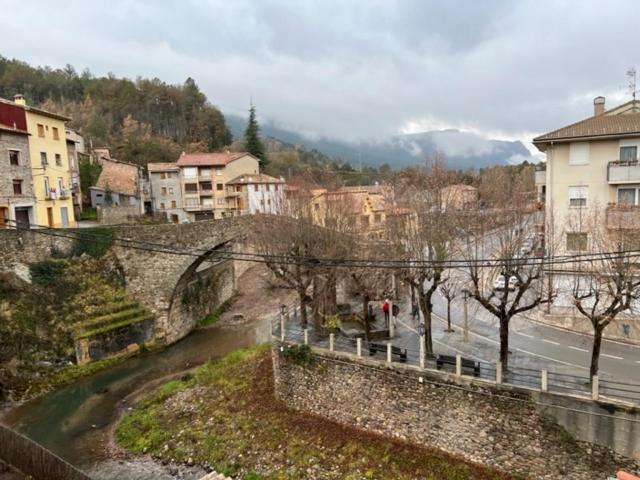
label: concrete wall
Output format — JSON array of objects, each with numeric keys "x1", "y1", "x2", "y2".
[
  {"x1": 272, "y1": 344, "x2": 640, "y2": 479},
  {"x1": 96, "y1": 204, "x2": 142, "y2": 224}
]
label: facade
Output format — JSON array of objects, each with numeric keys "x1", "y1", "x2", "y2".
[
  {"x1": 65, "y1": 128, "x2": 83, "y2": 217},
  {"x1": 226, "y1": 173, "x2": 285, "y2": 215},
  {"x1": 176, "y1": 151, "x2": 259, "y2": 221},
  {"x1": 147, "y1": 162, "x2": 186, "y2": 223},
  {"x1": 0, "y1": 104, "x2": 36, "y2": 228},
  {"x1": 90, "y1": 157, "x2": 143, "y2": 210},
  {"x1": 440, "y1": 184, "x2": 478, "y2": 210},
  {"x1": 533, "y1": 97, "x2": 640, "y2": 254},
  {"x1": 4, "y1": 95, "x2": 76, "y2": 228}
]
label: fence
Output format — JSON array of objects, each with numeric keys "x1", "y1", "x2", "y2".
[
  {"x1": 0, "y1": 423, "x2": 91, "y2": 480},
  {"x1": 272, "y1": 305, "x2": 640, "y2": 406}
]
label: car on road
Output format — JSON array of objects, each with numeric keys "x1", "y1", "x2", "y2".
[{"x1": 494, "y1": 274, "x2": 519, "y2": 291}]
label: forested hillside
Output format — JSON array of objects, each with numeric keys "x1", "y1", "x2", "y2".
[{"x1": 0, "y1": 57, "x2": 232, "y2": 165}]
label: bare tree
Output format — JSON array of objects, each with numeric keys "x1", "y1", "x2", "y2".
[
  {"x1": 569, "y1": 207, "x2": 640, "y2": 377},
  {"x1": 439, "y1": 275, "x2": 460, "y2": 332},
  {"x1": 463, "y1": 172, "x2": 553, "y2": 370}
]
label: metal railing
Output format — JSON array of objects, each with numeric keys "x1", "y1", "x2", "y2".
[{"x1": 271, "y1": 306, "x2": 640, "y2": 406}]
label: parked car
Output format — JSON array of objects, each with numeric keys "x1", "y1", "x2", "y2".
[
  {"x1": 508, "y1": 275, "x2": 519, "y2": 290},
  {"x1": 494, "y1": 275, "x2": 519, "y2": 291},
  {"x1": 494, "y1": 275, "x2": 506, "y2": 290}
]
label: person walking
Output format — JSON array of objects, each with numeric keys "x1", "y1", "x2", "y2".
[
  {"x1": 392, "y1": 302, "x2": 400, "y2": 328},
  {"x1": 382, "y1": 299, "x2": 390, "y2": 326},
  {"x1": 411, "y1": 299, "x2": 420, "y2": 322}
]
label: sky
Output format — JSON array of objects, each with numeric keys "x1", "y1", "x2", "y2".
[{"x1": 1, "y1": 0, "x2": 638, "y2": 156}]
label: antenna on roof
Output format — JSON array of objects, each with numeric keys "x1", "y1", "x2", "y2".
[{"x1": 627, "y1": 67, "x2": 637, "y2": 100}]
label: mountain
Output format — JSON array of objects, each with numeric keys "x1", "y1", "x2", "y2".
[{"x1": 226, "y1": 114, "x2": 535, "y2": 170}]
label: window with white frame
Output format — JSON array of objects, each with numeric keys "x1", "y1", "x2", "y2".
[
  {"x1": 568, "y1": 185, "x2": 588, "y2": 207},
  {"x1": 569, "y1": 142, "x2": 590, "y2": 165},
  {"x1": 620, "y1": 146, "x2": 638, "y2": 162},
  {"x1": 183, "y1": 167, "x2": 197, "y2": 178},
  {"x1": 617, "y1": 186, "x2": 640, "y2": 205}
]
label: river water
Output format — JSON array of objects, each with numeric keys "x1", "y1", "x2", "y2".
[{"x1": 2, "y1": 318, "x2": 271, "y2": 479}]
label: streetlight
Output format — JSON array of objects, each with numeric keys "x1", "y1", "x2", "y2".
[{"x1": 461, "y1": 288, "x2": 469, "y2": 343}]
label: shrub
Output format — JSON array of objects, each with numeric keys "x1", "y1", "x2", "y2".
[
  {"x1": 71, "y1": 227, "x2": 114, "y2": 258},
  {"x1": 29, "y1": 260, "x2": 66, "y2": 287},
  {"x1": 281, "y1": 344, "x2": 313, "y2": 367}
]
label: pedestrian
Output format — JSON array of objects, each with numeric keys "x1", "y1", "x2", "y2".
[
  {"x1": 382, "y1": 299, "x2": 390, "y2": 326},
  {"x1": 392, "y1": 302, "x2": 399, "y2": 328},
  {"x1": 622, "y1": 323, "x2": 630, "y2": 339},
  {"x1": 411, "y1": 299, "x2": 420, "y2": 322}
]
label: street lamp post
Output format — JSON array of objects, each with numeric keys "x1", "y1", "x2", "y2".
[{"x1": 280, "y1": 304, "x2": 287, "y2": 342}]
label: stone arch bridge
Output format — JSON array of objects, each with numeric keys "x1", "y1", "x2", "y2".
[{"x1": 0, "y1": 217, "x2": 256, "y2": 344}]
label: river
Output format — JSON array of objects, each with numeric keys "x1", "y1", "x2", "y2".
[{"x1": 2, "y1": 318, "x2": 271, "y2": 479}]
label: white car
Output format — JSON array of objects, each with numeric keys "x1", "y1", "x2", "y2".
[{"x1": 494, "y1": 275, "x2": 519, "y2": 291}]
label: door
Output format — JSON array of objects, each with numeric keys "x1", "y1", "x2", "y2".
[
  {"x1": 171, "y1": 214, "x2": 179, "y2": 224},
  {"x1": 60, "y1": 207, "x2": 69, "y2": 227},
  {"x1": 0, "y1": 208, "x2": 6, "y2": 228},
  {"x1": 47, "y1": 207, "x2": 54, "y2": 227},
  {"x1": 15, "y1": 208, "x2": 30, "y2": 229}
]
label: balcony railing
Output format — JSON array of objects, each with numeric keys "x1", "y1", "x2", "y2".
[
  {"x1": 606, "y1": 205, "x2": 640, "y2": 229},
  {"x1": 607, "y1": 161, "x2": 640, "y2": 184}
]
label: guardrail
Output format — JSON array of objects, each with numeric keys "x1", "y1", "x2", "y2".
[
  {"x1": 271, "y1": 305, "x2": 640, "y2": 406},
  {"x1": 0, "y1": 423, "x2": 91, "y2": 480}
]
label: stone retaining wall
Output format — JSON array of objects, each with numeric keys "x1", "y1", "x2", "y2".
[{"x1": 272, "y1": 343, "x2": 640, "y2": 480}]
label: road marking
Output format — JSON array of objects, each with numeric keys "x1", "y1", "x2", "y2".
[
  {"x1": 542, "y1": 339, "x2": 560, "y2": 346},
  {"x1": 568, "y1": 346, "x2": 589, "y2": 353},
  {"x1": 517, "y1": 332, "x2": 534, "y2": 339},
  {"x1": 601, "y1": 353, "x2": 624, "y2": 360}
]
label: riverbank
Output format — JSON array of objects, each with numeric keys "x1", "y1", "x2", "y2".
[{"x1": 115, "y1": 344, "x2": 520, "y2": 480}]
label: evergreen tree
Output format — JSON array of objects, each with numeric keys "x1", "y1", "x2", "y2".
[{"x1": 244, "y1": 104, "x2": 268, "y2": 166}]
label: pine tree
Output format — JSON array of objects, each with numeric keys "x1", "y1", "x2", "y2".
[{"x1": 244, "y1": 104, "x2": 268, "y2": 166}]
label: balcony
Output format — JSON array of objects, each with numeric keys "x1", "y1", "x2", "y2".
[
  {"x1": 608, "y1": 161, "x2": 640, "y2": 184},
  {"x1": 606, "y1": 205, "x2": 640, "y2": 229}
]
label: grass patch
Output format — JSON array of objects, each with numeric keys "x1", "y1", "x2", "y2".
[
  {"x1": 78, "y1": 208, "x2": 98, "y2": 221},
  {"x1": 197, "y1": 298, "x2": 233, "y2": 327},
  {"x1": 116, "y1": 343, "x2": 519, "y2": 480}
]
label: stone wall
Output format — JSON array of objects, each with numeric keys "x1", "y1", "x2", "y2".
[
  {"x1": 0, "y1": 131, "x2": 34, "y2": 210},
  {"x1": 272, "y1": 343, "x2": 640, "y2": 480},
  {"x1": 97, "y1": 205, "x2": 141, "y2": 224}
]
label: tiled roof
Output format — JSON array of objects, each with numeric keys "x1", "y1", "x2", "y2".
[
  {"x1": 147, "y1": 162, "x2": 179, "y2": 172},
  {"x1": 176, "y1": 151, "x2": 253, "y2": 167},
  {"x1": 227, "y1": 173, "x2": 285, "y2": 184},
  {"x1": 95, "y1": 159, "x2": 139, "y2": 196},
  {"x1": 533, "y1": 100, "x2": 640, "y2": 145}
]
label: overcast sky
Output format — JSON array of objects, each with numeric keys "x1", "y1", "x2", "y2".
[{"x1": 1, "y1": 0, "x2": 638, "y2": 154}]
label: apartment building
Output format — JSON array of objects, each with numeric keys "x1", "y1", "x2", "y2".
[
  {"x1": 176, "y1": 151, "x2": 259, "y2": 221},
  {"x1": 4, "y1": 95, "x2": 76, "y2": 228},
  {"x1": 65, "y1": 128, "x2": 84, "y2": 217},
  {"x1": 533, "y1": 96, "x2": 640, "y2": 253},
  {"x1": 147, "y1": 162, "x2": 186, "y2": 223},
  {"x1": 226, "y1": 173, "x2": 285, "y2": 215},
  {"x1": 0, "y1": 101, "x2": 36, "y2": 228}
]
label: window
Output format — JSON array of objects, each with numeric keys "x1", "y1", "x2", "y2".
[
  {"x1": 160, "y1": 202, "x2": 165, "y2": 209},
  {"x1": 374, "y1": 213, "x2": 382, "y2": 223},
  {"x1": 171, "y1": 200, "x2": 177, "y2": 208},
  {"x1": 161, "y1": 187, "x2": 167, "y2": 195},
  {"x1": 12, "y1": 180, "x2": 22, "y2": 195},
  {"x1": 160, "y1": 172, "x2": 166, "y2": 179},
  {"x1": 567, "y1": 232, "x2": 588, "y2": 252},
  {"x1": 618, "y1": 187, "x2": 637, "y2": 206},
  {"x1": 216, "y1": 168, "x2": 222, "y2": 176},
  {"x1": 254, "y1": 184, "x2": 259, "y2": 192},
  {"x1": 201, "y1": 182, "x2": 212, "y2": 191},
  {"x1": 569, "y1": 142, "x2": 590, "y2": 165},
  {"x1": 185, "y1": 183, "x2": 198, "y2": 193},
  {"x1": 199, "y1": 168, "x2": 211, "y2": 177},
  {"x1": 58, "y1": 177, "x2": 64, "y2": 192},
  {"x1": 69, "y1": 154, "x2": 76, "y2": 170},
  {"x1": 267, "y1": 199, "x2": 271, "y2": 206},
  {"x1": 171, "y1": 214, "x2": 179, "y2": 224},
  {"x1": 183, "y1": 167, "x2": 197, "y2": 178},
  {"x1": 217, "y1": 198, "x2": 225, "y2": 205},
  {"x1": 40, "y1": 152, "x2": 48, "y2": 165},
  {"x1": 44, "y1": 177, "x2": 50, "y2": 197},
  {"x1": 266, "y1": 184, "x2": 271, "y2": 192},
  {"x1": 9, "y1": 150, "x2": 19, "y2": 166},
  {"x1": 185, "y1": 198, "x2": 198, "y2": 207},
  {"x1": 236, "y1": 185, "x2": 242, "y2": 192},
  {"x1": 37, "y1": 124, "x2": 45, "y2": 137},
  {"x1": 55, "y1": 154, "x2": 62, "y2": 166},
  {"x1": 217, "y1": 183, "x2": 223, "y2": 191},
  {"x1": 260, "y1": 199, "x2": 265, "y2": 206},
  {"x1": 275, "y1": 184, "x2": 279, "y2": 191},
  {"x1": 620, "y1": 146, "x2": 638, "y2": 162},
  {"x1": 168, "y1": 187, "x2": 174, "y2": 194},
  {"x1": 568, "y1": 186, "x2": 587, "y2": 207},
  {"x1": 52, "y1": 127, "x2": 59, "y2": 140}
]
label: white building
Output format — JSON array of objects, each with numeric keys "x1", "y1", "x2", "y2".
[{"x1": 226, "y1": 173, "x2": 286, "y2": 215}]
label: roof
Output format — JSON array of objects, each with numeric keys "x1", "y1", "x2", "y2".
[
  {"x1": 95, "y1": 159, "x2": 140, "y2": 196},
  {"x1": 176, "y1": 151, "x2": 255, "y2": 167},
  {"x1": 0, "y1": 97, "x2": 71, "y2": 121},
  {"x1": 227, "y1": 173, "x2": 284, "y2": 184},
  {"x1": 533, "y1": 100, "x2": 640, "y2": 149},
  {"x1": 147, "y1": 162, "x2": 179, "y2": 172}
]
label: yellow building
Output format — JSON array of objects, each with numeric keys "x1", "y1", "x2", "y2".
[{"x1": 13, "y1": 95, "x2": 76, "y2": 227}]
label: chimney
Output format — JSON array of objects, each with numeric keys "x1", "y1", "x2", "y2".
[
  {"x1": 13, "y1": 94, "x2": 26, "y2": 106},
  {"x1": 594, "y1": 96, "x2": 605, "y2": 116}
]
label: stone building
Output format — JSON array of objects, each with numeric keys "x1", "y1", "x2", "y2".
[
  {"x1": 0, "y1": 104, "x2": 36, "y2": 228},
  {"x1": 90, "y1": 157, "x2": 144, "y2": 210},
  {"x1": 226, "y1": 173, "x2": 285, "y2": 215},
  {"x1": 147, "y1": 162, "x2": 186, "y2": 223},
  {"x1": 65, "y1": 128, "x2": 83, "y2": 217}
]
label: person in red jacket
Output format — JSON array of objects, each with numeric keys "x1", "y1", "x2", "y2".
[{"x1": 382, "y1": 299, "x2": 390, "y2": 326}]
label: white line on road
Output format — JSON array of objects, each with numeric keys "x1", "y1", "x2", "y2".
[
  {"x1": 601, "y1": 353, "x2": 624, "y2": 360},
  {"x1": 542, "y1": 339, "x2": 560, "y2": 346},
  {"x1": 568, "y1": 346, "x2": 589, "y2": 353},
  {"x1": 517, "y1": 332, "x2": 534, "y2": 339}
]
